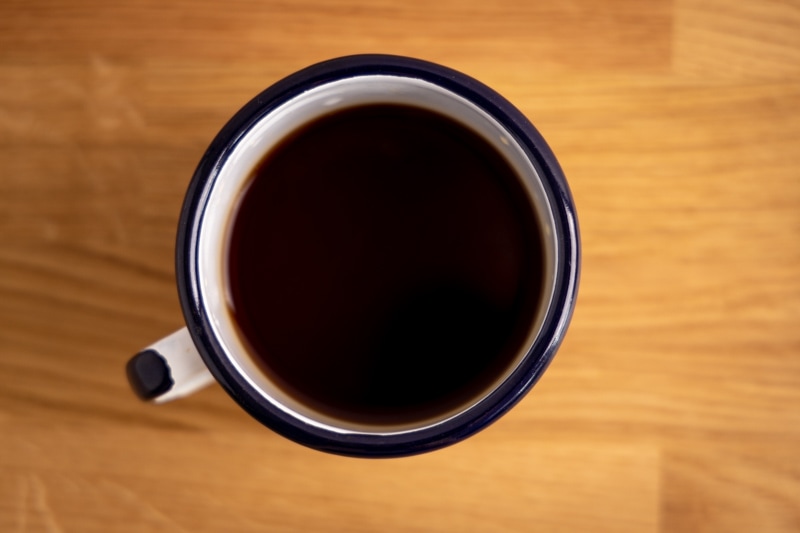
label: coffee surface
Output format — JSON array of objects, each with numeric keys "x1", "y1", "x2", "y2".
[{"x1": 227, "y1": 104, "x2": 543, "y2": 426}]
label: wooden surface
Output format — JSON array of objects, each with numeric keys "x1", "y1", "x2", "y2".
[{"x1": 1, "y1": 0, "x2": 799, "y2": 531}]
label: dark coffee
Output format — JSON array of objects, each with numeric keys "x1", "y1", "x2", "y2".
[{"x1": 227, "y1": 104, "x2": 543, "y2": 426}]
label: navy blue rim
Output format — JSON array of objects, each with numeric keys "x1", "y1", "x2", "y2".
[{"x1": 176, "y1": 54, "x2": 580, "y2": 457}]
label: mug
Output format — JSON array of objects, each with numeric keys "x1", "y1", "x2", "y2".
[{"x1": 126, "y1": 55, "x2": 579, "y2": 457}]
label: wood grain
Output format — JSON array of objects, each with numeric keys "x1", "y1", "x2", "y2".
[{"x1": 1, "y1": 0, "x2": 799, "y2": 531}]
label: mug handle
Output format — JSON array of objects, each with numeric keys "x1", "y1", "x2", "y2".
[{"x1": 126, "y1": 328, "x2": 215, "y2": 403}]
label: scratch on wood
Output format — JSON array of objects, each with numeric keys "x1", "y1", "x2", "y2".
[
  {"x1": 101, "y1": 479, "x2": 190, "y2": 532},
  {"x1": 89, "y1": 54, "x2": 147, "y2": 132},
  {"x1": 73, "y1": 145, "x2": 130, "y2": 244},
  {"x1": 29, "y1": 474, "x2": 65, "y2": 533}
]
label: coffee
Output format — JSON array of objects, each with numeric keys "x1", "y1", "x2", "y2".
[{"x1": 226, "y1": 103, "x2": 544, "y2": 426}]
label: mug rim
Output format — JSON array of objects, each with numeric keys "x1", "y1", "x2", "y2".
[{"x1": 176, "y1": 54, "x2": 580, "y2": 457}]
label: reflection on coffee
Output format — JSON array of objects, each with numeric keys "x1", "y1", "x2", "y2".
[{"x1": 227, "y1": 104, "x2": 544, "y2": 426}]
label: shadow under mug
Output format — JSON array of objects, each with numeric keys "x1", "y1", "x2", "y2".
[{"x1": 126, "y1": 55, "x2": 580, "y2": 457}]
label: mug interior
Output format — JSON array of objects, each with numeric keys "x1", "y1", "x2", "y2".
[{"x1": 197, "y1": 75, "x2": 558, "y2": 434}]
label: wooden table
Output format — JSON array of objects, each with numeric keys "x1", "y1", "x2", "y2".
[{"x1": 2, "y1": 1, "x2": 799, "y2": 531}]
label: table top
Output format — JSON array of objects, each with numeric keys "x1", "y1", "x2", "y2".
[{"x1": 2, "y1": 1, "x2": 799, "y2": 531}]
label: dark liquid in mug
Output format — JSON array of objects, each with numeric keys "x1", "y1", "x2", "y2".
[{"x1": 227, "y1": 104, "x2": 544, "y2": 426}]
